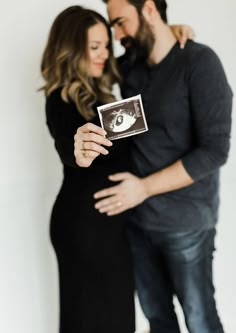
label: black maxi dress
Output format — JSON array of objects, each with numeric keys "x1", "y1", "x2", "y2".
[{"x1": 45, "y1": 88, "x2": 135, "y2": 333}]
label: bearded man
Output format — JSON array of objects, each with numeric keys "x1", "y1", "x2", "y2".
[{"x1": 93, "y1": 1, "x2": 233, "y2": 332}]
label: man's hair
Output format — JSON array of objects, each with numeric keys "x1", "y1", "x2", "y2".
[{"x1": 103, "y1": 0, "x2": 168, "y2": 23}]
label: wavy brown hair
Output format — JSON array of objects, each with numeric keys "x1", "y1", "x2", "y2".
[{"x1": 40, "y1": 6, "x2": 120, "y2": 120}]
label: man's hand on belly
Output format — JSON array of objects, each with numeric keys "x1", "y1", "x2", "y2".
[{"x1": 94, "y1": 172, "x2": 149, "y2": 216}]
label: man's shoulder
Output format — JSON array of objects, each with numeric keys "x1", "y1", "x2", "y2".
[
  {"x1": 183, "y1": 41, "x2": 232, "y2": 97},
  {"x1": 185, "y1": 40, "x2": 211, "y2": 53},
  {"x1": 183, "y1": 40, "x2": 221, "y2": 66}
]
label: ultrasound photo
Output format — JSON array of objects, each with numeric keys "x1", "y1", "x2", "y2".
[{"x1": 97, "y1": 95, "x2": 148, "y2": 140}]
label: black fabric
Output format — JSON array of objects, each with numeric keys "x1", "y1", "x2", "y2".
[
  {"x1": 46, "y1": 88, "x2": 135, "y2": 333},
  {"x1": 119, "y1": 41, "x2": 233, "y2": 232}
]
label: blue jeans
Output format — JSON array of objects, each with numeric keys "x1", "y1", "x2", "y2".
[{"x1": 128, "y1": 224, "x2": 224, "y2": 333}]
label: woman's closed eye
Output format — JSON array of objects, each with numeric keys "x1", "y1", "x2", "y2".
[{"x1": 90, "y1": 43, "x2": 110, "y2": 51}]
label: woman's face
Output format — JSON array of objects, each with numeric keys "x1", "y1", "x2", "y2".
[{"x1": 87, "y1": 22, "x2": 110, "y2": 78}]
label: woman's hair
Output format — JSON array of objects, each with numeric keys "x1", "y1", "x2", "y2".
[{"x1": 40, "y1": 6, "x2": 120, "y2": 120}]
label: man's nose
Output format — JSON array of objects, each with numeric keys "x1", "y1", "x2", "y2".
[{"x1": 114, "y1": 26, "x2": 125, "y2": 41}]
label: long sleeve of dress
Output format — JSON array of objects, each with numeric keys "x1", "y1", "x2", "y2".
[{"x1": 45, "y1": 89, "x2": 81, "y2": 168}]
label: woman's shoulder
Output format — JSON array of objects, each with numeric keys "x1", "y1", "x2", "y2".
[
  {"x1": 46, "y1": 88, "x2": 101, "y2": 125},
  {"x1": 46, "y1": 87, "x2": 79, "y2": 115},
  {"x1": 46, "y1": 87, "x2": 65, "y2": 107},
  {"x1": 45, "y1": 87, "x2": 80, "y2": 127}
]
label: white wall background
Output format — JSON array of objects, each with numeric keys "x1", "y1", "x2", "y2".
[{"x1": 0, "y1": 1, "x2": 235, "y2": 332}]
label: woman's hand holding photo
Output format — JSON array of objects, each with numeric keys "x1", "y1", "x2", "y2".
[{"x1": 74, "y1": 122, "x2": 113, "y2": 167}]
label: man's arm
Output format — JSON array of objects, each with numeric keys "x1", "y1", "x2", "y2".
[
  {"x1": 94, "y1": 160, "x2": 193, "y2": 216},
  {"x1": 142, "y1": 160, "x2": 193, "y2": 196},
  {"x1": 181, "y1": 46, "x2": 232, "y2": 181}
]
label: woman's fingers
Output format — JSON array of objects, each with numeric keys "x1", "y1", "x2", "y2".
[
  {"x1": 83, "y1": 141, "x2": 109, "y2": 155},
  {"x1": 79, "y1": 122, "x2": 107, "y2": 136},
  {"x1": 82, "y1": 150, "x2": 100, "y2": 159},
  {"x1": 74, "y1": 122, "x2": 113, "y2": 167},
  {"x1": 74, "y1": 124, "x2": 112, "y2": 148},
  {"x1": 82, "y1": 132, "x2": 113, "y2": 147}
]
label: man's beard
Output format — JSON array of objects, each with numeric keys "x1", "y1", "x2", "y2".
[{"x1": 121, "y1": 16, "x2": 155, "y2": 64}]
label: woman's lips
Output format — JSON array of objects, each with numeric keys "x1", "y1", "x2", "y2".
[{"x1": 94, "y1": 63, "x2": 105, "y2": 68}]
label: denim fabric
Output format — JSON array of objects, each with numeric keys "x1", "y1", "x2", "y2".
[{"x1": 128, "y1": 224, "x2": 224, "y2": 333}]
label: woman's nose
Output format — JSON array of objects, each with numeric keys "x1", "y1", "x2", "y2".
[{"x1": 101, "y1": 48, "x2": 109, "y2": 60}]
